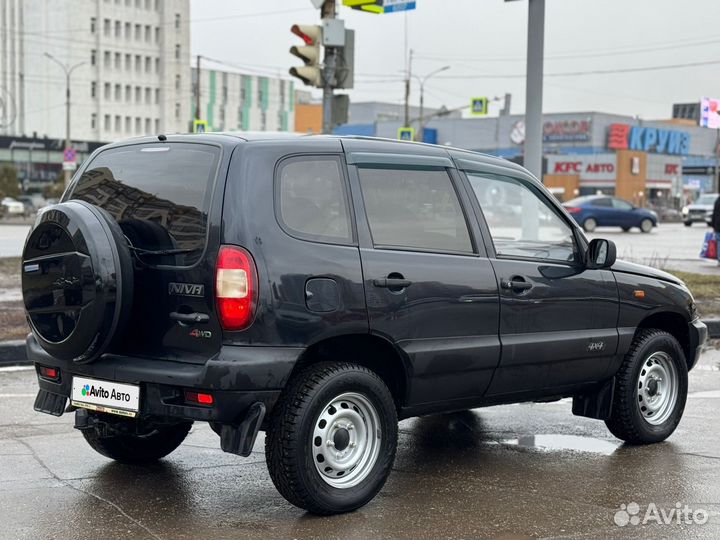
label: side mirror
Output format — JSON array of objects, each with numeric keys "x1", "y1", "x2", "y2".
[{"x1": 586, "y1": 238, "x2": 616, "y2": 269}]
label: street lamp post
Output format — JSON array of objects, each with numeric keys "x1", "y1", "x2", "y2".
[
  {"x1": 45, "y1": 53, "x2": 85, "y2": 186},
  {"x1": 414, "y1": 65, "x2": 449, "y2": 142}
]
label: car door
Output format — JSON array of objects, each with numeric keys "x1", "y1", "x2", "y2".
[
  {"x1": 453, "y1": 157, "x2": 619, "y2": 397},
  {"x1": 590, "y1": 197, "x2": 613, "y2": 226},
  {"x1": 343, "y1": 141, "x2": 500, "y2": 412},
  {"x1": 611, "y1": 197, "x2": 636, "y2": 228}
]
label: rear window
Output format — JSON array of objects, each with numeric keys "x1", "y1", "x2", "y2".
[{"x1": 71, "y1": 143, "x2": 220, "y2": 265}]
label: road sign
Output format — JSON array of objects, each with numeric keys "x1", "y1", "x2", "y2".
[
  {"x1": 193, "y1": 119, "x2": 208, "y2": 133},
  {"x1": 397, "y1": 127, "x2": 415, "y2": 141},
  {"x1": 343, "y1": 0, "x2": 416, "y2": 14},
  {"x1": 62, "y1": 161, "x2": 77, "y2": 171},
  {"x1": 470, "y1": 97, "x2": 489, "y2": 116},
  {"x1": 63, "y1": 147, "x2": 76, "y2": 163}
]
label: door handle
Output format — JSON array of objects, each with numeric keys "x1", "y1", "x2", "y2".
[
  {"x1": 501, "y1": 278, "x2": 533, "y2": 292},
  {"x1": 373, "y1": 278, "x2": 412, "y2": 288},
  {"x1": 169, "y1": 311, "x2": 210, "y2": 324}
]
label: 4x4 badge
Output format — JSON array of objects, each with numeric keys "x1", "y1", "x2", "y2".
[{"x1": 168, "y1": 282, "x2": 205, "y2": 297}]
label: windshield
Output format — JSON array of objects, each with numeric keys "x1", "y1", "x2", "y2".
[
  {"x1": 695, "y1": 195, "x2": 718, "y2": 205},
  {"x1": 70, "y1": 143, "x2": 221, "y2": 265}
]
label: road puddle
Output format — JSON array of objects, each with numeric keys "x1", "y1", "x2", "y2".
[{"x1": 500, "y1": 434, "x2": 620, "y2": 455}]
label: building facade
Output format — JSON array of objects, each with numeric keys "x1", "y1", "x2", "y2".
[
  {"x1": 192, "y1": 67, "x2": 295, "y2": 132},
  {"x1": 0, "y1": 0, "x2": 191, "y2": 142}
]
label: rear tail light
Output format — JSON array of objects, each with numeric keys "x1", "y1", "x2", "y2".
[
  {"x1": 215, "y1": 245, "x2": 257, "y2": 331},
  {"x1": 38, "y1": 365, "x2": 60, "y2": 381},
  {"x1": 184, "y1": 390, "x2": 214, "y2": 406},
  {"x1": 565, "y1": 207, "x2": 581, "y2": 214}
]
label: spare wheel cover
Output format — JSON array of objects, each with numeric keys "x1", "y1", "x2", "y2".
[{"x1": 21, "y1": 200, "x2": 133, "y2": 363}]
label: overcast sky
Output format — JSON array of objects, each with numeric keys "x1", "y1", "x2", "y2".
[{"x1": 190, "y1": 0, "x2": 720, "y2": 120}]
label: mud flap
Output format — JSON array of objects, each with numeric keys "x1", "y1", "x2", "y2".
[
  {"x1": 572, "y1": 378, "x2": 615, "y2": 420},
  {"x1": 34, "y1": 390, "x2": 67, "y2": 417},
  {"x1": 220, "y1": 402, "x2": 266, "y2": 457}
]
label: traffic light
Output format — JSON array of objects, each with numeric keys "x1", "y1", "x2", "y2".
[{"x1": 289, "y1": 24, "x2": 323, "y2": 88}]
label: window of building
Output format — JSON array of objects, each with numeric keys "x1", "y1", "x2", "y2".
[
  {"x1": 144, "y1": 56, "x2": 151, "y2": 73},
  {"x1": 154, "y1": 119, "x2": 159, "y2": 132},
  {"x1": 175, "y1": 74, "x2": 181, "y2": 91},
  {"x1": 145, "y1": 87, "x2": 151, "y2": 103},
  {"x1": 175, "y1": 13, "x2": 181, "y2": 30},
  {"x1": 91, "y1": 49, "x2": 97, "y2": 66},
  {"x1": 114, "y1": 20, "x2": 121, "y2": 38},
  {"x1": 144, "y1": 25, "x2": 151, "y2": 42},
  {"x1": 154, "y1": 27, "x2": 160, "y2": 42},
  {"x1": 174, "y1": 44, "x2": 180, "y2": 60},
  {"x1": 114, "y1": 52, "x2": 121, "y2": 69},
  {"x1": 257, "y1": 86, "x2": 263, "y2": 105},
  {"x1": 145, "y1": 0, "x2": 151, "y2": 9},
  {"x1": 278, "y1": 111, "x2": 284, "y2": 129},
  {"x1": 125, "y1": 84, "x2": 131, "y2": 102},
  {"x1": 114, "y1": 84, "x2": 121, "y2": 101},
  {"x1": 91, "y1": 113, "x2": 97, "y2": 130},
  {"x1": 358, "y1": 167, "x2": 472, "y2": 253},
  {"x1": 91, "y1": 81, "x2": 97, "y2": 98},
  {"x1": 125, "y1": 53, "x2": 131, "y2": 70},
  {"x1": 175, "y1": 103, "x2": 181, "y2": 120},
  {"x1": 155, "y1": 88, "x2": 160, "y2": 103},
  {"x1": 237, "y1": 108, "x2": 243, "y2": 129},
  {"x1": 135, "y1": 55, "x2": 141, "y2": 72},
  {"x1": 115, "y1": 115, "x2": 121, "y2": 132},
  {"x1": 125, "y1": 22, "x2": 131, "y2": 39},
  {"x1": 261, "y1": 111, "x2": 267, "y2": 131},
  {"x1": 135, "y1": 117, "x2": 141, "y2": 133},
  {"x1": 135, "y1": 0, "x2": 140, "y2": 9},
  {"x1": 145, "y1": 118, "x2": 151, "y2": 133},
  {"x1": 466, "y1": 172, "x2": 576, "y2": 262},
  {"x1": 276, "y1": 157, "x2": 352, "y2": 244},
  {"x1": 104, "y1": 114, "x2": 111, "y2": 131},
  {"x1": 104, "y1": 83, "x2": 111, "y2": 100},
  {"x1": 125, "y1": 116, "x2": 131, "y2": 133},
  {"x1": 135, "y1": 86, "x2": 141, "y2": 102},
  {"x1": 155, "y1": 57, "x2": 160, "y2": 73},
  {"x1": 90, "y1": 17, "x2": 96, "y2": 34},
  {"x1": 103, "y1": 50, "x2": 111, "y2": 68},
  {"x1": 135, "y1": 24, "x2": 141, "y2": 40},
  {"x1": 103, "y1": 18, "x2": 110, "y2": 36},
  {"x1": 240, "y1": 84, "x2": 246, "y2": 103}
]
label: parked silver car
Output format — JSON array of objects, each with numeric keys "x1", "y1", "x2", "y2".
[{"x1": 682, "y1": 193, "x2": 718, "y2": 226}]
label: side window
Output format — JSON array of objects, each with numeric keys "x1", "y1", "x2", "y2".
[
  {"x1": 277, "y1": 156, "x2": 352, "y2": 244},
  {"x1": 466, "y1": 172, "x2": 576, "y2": 263},
  {"x1": 357, "y1": 167, "x2": 473, "y2": 254},
  {"x1": 592, "y1": 198, "x2": 612, "y2": 207},
  {"x1": 612, "y1": 198, "x2": 633, "y2": 211}
]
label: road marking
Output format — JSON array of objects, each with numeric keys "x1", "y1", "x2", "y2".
[{"x1": 0, "y1": 366, "x2": 33, "y2": 372}]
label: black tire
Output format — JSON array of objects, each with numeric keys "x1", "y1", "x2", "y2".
[
  {"x1": 605, "y1": 329, "x2": 688, "y2": 444},
  {"x1": 640, "y1": 218, "x2": 654, "y2": 233},
  {"x1": 82, "y1": 419, "x2": 192, "y2": 464},
  {"x1": 265, "y1": 362, "x2": 398, "y2": 515},
  {"x1": 583, "y1": 217, "x2": 597, "y2": 233},
  {"x1": 621, "y1": 227, "x2": 631, "y2": 232},
  {"x1": 683, "y1": 221, "x2": 692, "y2": 227}
]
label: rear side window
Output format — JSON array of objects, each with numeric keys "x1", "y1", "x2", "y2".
[
  {"x1": 591, "y1": 198, "x2": 612, "y2": 207},
  {"x1": 71, "y1": 142, "x2": 220, "y2": 265},
  {"x1": 277, "y1": 156, "x2": 352, "y2": 244},
  {"x1": 357, "y1": 167, "x2": 473, "y2": 254}
]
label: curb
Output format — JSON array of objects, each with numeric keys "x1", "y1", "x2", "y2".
[
  {"x1": 1, "y1": 321, "x2": 719, "y2": 367},
  {"x1": 0, "y1": 340, "x2": 27, "y2": 367}
]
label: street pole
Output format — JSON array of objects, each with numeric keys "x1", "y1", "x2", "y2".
[
  {"x1": 195, "y1": 55, "x2": 201, "y2": 120},
  {"x1": 415, "y1": 65, "x2": 449, "y2": 143},
  {"x1": 524, "y1": 0, "x2": 544, "y2": 181},
  {"x1": 45, "y1": 53, "x2": 84, "y2": 187},
  {"x1": 404, "y1": 49, "x2": 413, "y2": 128},
  {"x1": 321, "y1": 0, "x2": 337, "y2": 134}
]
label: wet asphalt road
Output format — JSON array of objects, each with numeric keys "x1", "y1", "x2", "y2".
[{"x1": 1, "y1": 350, "x2": 720, "y2": 540}]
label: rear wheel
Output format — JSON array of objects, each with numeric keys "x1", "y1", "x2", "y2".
[
  {"x1": 82, "y1": 418, "x2": 192, "y2": 464},
  {"x1": 605, "y1": 329, "x2": 687, "y2": 444},
  {"x1": 683, "y1": 221, "x2": 692, "y2": 227},
  {"x1": 640, "y1": 218, "x2": 653, "y2": 233},
  {"x1": 583, "y1": 217, "x2": 597, "y2": 233},
  {"x1": 265, "y1": 362, "x2": 398, "y2": 515},
  {"x1": 621, "y1": 226, "x2": 631, "y2": 232}
]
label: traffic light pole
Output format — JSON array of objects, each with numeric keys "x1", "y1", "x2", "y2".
[{"x1": 321, "y1": 0, "x2": 336, "y2": 134}]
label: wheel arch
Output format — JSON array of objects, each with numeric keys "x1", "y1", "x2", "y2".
[
  {"x1": 290, "y1": 333, "x2": 410, "y2": 409},
  {"x1": 636, "y1": 311, "x2": 691, "y2": 367}
]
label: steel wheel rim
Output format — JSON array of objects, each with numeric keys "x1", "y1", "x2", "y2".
[
  {"x1": 636, "y1": 351, "x2": 678, "y2": 426},
  {"x1": 585, "y1": 218, "x2": 596, "y2": 232},
  {"x1": 641, "y1": 220, "x2": 652, "y2": 232},
  {"x1": 311, "y1": 392, "x2": 381, "y2": 489}
]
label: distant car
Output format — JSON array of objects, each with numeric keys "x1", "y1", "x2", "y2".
[
  {"x1": 563, "y1": 195, "x2": 658, "y2": 233},
  {"x1": 16, "y1": 196, "x2": 36, "y2": 216},
  {"x1": 682, "y1": 193, "x2": 718, "y2": 226},
  {"x1": 1, "y1": 197, "x2": 26, "y2": 216}
]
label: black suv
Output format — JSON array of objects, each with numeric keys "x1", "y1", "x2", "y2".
[{"x1": 23, "y1": 134, "x2": 707, "y2": 514}]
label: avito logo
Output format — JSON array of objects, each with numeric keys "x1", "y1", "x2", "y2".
[{"x1": 80, "y1": 384, "x2": 131, "y2": 402}]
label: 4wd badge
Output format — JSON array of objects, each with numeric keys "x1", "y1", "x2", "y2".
[{"x1": 168, "y1": 282, "x2": 205, "y2": 297}]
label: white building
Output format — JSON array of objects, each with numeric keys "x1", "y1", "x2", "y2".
[
  {"x1": 192, "y1": 66, "x2": 295, "y2": 132},
  {"x1": 0, "y1": 0, "x2": 191, "y2": 142}
]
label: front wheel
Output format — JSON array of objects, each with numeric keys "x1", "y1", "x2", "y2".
[
  {"x1": 683, "y1": 221, "x2": 692, "y2": 227},
  {"x1": 605, "y1": 329, "x2": 688, "y2": 444},
  {"x1": 265, "y1": 362, "x2": 398, "y2": 515},
  {"x1": 640, "y1": 218, "x2": 654, "y2": 233}
]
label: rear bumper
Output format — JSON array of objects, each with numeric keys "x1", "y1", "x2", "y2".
[
  {"x1": 688, "y1": 318, "x2": 708, "y2": 371},
  {"x1": 27, "y1": 334, "x2": 301, "y2": 423}
]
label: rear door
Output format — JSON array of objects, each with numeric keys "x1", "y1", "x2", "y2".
[
  {"x1": 590, "y1": 197, "x2": 613, "y2": 226},
  {"x1": 453, "y1": 157, "x2": 619, "y2": 397},
  {"x1": 611, "y1": 197, "x2": 636, "y2": 228},
  {"x1": 69, "y1": 140, "x2": 227, "y2": 363},
  {"x1": 343, "y1": 141, "x2": 500, "y2": 410}
]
